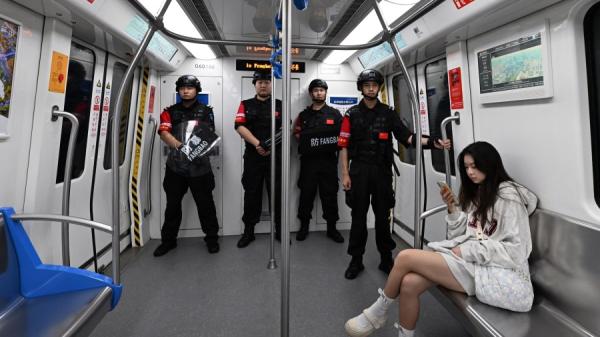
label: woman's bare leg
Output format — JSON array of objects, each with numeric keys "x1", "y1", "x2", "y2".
[
  {"x1": 384, "y1": 249, "x2": 464, "y2": 298},
  {"x1": 397, "y1": 272, "x2": 432, "y2": 330}
]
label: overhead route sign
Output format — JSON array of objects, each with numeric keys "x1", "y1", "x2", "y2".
[{"x1": 235, "y1": 59, "x2": 305, "y2": 73}]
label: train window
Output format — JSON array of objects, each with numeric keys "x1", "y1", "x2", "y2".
[
  {"x1": 56, "y1": 43, "x2": 95, "y2": 183},
  {"x1": 425, "y1": 59, "x2": 455, "y2": 176},
  {"x1": 103, "y1": 62, "x2": 134, "y2": 170},
  {"x1": 392, "y1": 73, "x2": 416, "y2": 164},
  {"x1": 584, "y1": 3, "x2": 600, "y2": 207}
]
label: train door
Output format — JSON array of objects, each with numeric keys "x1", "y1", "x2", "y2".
[
  {"x1": 390, "y1": 68, "x2": 418, "y2": 244},
  {"x1": 240, "y1": 77, "x2": 301, "y2": 234},
  {"x1": 418, "y1": 58, "x2": 458, "y2": 242},
  {"x1": 25, "y1": 40, "x2": 112, "y2": 267},
  {"x1": 90, "y1": 55, "x2": 139, "y2": 269},
  {"x1": 391, "y1": 57, "x2": 467, "y2": 245},
  {"x1": 157, "y1": 75, "x2": 224, "y2": 238}
]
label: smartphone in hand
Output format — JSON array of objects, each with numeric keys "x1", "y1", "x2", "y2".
[{"x1": 437, "y1": 181, "x2": 457, "y2": 205}]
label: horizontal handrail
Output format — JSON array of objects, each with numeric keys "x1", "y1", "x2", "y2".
[
  {"x1": 420, "y1": 204, "x2": 447, "y2": 220},
  {"x1": 11, "y1": 214, "x2": 113, "y2": 234}
]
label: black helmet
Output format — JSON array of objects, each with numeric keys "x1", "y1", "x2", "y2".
[
  {"x1": 308, "y1": 79, "x2": 328, "y2": 93},
  {"x1": 356, "y1": 69, "x2": 384, "y2": 91},
  {"x1": 176, "y1": 75, "x2": 201, "y2": 92},
  {"x1": 252, "y1": 70, "x2": 272, "y2": 85}
]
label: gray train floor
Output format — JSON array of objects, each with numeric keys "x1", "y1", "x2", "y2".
[{"x1": 91, "y1": 230, "x2": 468, "y2": 337}]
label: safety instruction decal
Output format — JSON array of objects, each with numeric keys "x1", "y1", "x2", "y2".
[
  {"x1": 453, "y1": 0, "x2": 474, "y2": 9},
  {"x1": 449, "y1": 67, "x2": 464, "y2": 109},
  {"x1": 48, "y1": 51, "x2": 68, "y2": 93},
  {"x1": 418, "y1": 89, "x2": 430, "y2": 136}
]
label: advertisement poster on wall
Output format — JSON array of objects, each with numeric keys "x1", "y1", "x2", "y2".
[{"x1": 0, "y1": 19, "x2": 18, "y2": 137}]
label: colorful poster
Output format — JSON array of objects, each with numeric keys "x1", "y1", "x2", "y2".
[
  {"x1": 449, "y1": 67, "x2": 464, "y2": 109},
  {"x1": 0, "y1": 19, "x2": 18, "y2": 131},
  {"x1": 48, "y1": 51, "x2": 69, "y2": 93}
]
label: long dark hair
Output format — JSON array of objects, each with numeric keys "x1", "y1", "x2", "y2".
[{"x1": 458, "y1": 142, "x2": 513, "y2": 226}]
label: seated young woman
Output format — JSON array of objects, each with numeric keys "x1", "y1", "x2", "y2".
[{"x1": 344, "y1": 141, "x2": 538, "y2": 337}]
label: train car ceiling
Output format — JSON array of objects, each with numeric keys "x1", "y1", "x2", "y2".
[
  {"x1": 349, "y1": 0, "x2": 566, "y2": 71},
  {"x1": 14, "y1": 0, "x2": 187, "y2": 71}
]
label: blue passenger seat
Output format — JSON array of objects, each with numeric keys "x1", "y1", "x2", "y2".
[{"x1": 0, "y1": 207, "x2": 122, "y2": 337}]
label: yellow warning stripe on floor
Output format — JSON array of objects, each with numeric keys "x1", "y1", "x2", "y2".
[{"x1": 130, "y1": 67, "x2": 149, "y2": 247}]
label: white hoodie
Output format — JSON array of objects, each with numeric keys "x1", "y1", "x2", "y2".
[{"x1": 428, "y1": 181, "x2": 538, "y2": 269}]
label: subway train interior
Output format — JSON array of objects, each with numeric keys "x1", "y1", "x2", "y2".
[{"x1": 1, "y1": 0, "x2": 600, "y2": 336}]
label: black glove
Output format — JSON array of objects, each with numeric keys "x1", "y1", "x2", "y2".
[
  {"x1": 410, "y1": 134, "x2": 439, "y2": 149},
  {"x1": 345, "y1": 189, "x2": 354, "y2": 208}
]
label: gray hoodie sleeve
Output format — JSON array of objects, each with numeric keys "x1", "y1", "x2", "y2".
[
  {"x1": 459, "y1": 198, "x2": 529, "y2": 268},
  {"x1": 445, "y1": 210, "x2": 467, "y2": 240}
]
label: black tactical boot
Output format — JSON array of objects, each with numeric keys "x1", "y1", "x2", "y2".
[
  {"x1": 326, "y1": 222, "x2": 344, "y2": 243},
  {"x1": 296, "y1": 221, "x2": 309, "y2": 241},
  {"x1": 345, "y1": 256, "x2": 365, "y2": 280},
  {"x1": 206, "y1": 241, "x2": 220, "y2": 254},
  {"x1": 153, "y1": 242, "x2": 177, "y2": 257},
  {"x1": 237, "y1": 227, "x2": 255, "y2": 248},
  {"x1": 378, "y1": 252, "x2": 394, "y2": 274}
]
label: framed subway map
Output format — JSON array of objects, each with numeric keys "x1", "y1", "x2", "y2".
[
  {"x1": 472, "y1": 20, "x2": 553, "y2": 104},
  {"x1": 0, "y1": 17, "x2": 18, "y2": 137}
]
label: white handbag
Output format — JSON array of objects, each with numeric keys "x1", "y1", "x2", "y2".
[
  {"x1": 474, "y1": 264, "x2": 534, "y2": 312},
  {"x1": 473, "y1": 219, "x2": 534, "y2": 312}
]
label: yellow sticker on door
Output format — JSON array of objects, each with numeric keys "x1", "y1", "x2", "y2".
[{"x1": 48, "y1": 51, "x2": 69, "y2": 93}]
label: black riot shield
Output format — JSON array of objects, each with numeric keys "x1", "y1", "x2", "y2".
[{"x1": 179, "y1": 123, "x2": 221, "y2": 162}]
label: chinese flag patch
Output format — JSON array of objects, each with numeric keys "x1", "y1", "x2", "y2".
[
  {"x1": 378, "y1": 132, "x2": 389, "y2": 140},
  {"x1": 326, "y1": 119, "x2": 334, "y2": 125}
]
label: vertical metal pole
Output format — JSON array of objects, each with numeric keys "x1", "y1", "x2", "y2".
[
  {"x1": 281, "y1": 0, "x2": 292, "y2": 335},
  {"x1": 52, "y1": 107, "x2": 79, "y2": 266},
  {"x1": 372, "y1": 0, "x2": 424, "y2": 249},
  {"x1": 111, "y1": 0, "x2": 171, "y2": 284},
  {"x1": 268, "y1": 67, "x2": 277, "y2": 270},
  {"x1": 440, "y1": 113, "x2": 460, "y2": 189}
]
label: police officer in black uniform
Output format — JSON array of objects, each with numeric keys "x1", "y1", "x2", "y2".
[
  {"x1": 154, "y1": 75, "x2": 220, "y2": 256},
  {"x1": 293, "y1": 79, "x2": 344, "y2": 243},
  {"x1": 235, "y1": 70, "x2": 282, "y2": 248},
  {"x1": 338, "y1": 69, "x2": 450, "y2": 279}
]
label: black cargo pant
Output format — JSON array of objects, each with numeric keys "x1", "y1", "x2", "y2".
[
  {"x1": 297, "y1": 154, "x2": 339, "y2": 224},
  {"x1": 241, "y1": 152, "x2": 282, "y2": 234},
  {"x1": 346, "y1": 161, "x2": 396, "y2": 257},
  {"x1": 161, "y1": 167, "x2": 219, "y2": 244}
]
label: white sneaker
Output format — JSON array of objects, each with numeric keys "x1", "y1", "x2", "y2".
[
  {"x1": 345, "y1": 311, "x2": 377, "y2": 337},
  {"x1": 394, "y1": 323, "x2": 415, "y2": 337},
  {"x1": 345, "y1": 289, "x2": 394, "y2": 337}
]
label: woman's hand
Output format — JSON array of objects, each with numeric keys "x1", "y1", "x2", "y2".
[
  {"x1": 440, "y1": 185, "x2": 457, "y2": 213},
  {"x1": 342, "y1": 172, "x2": 351, "y2": 191},
  {"x1": 451, "y1": 246, "x2": 462, "y2": 257}
]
